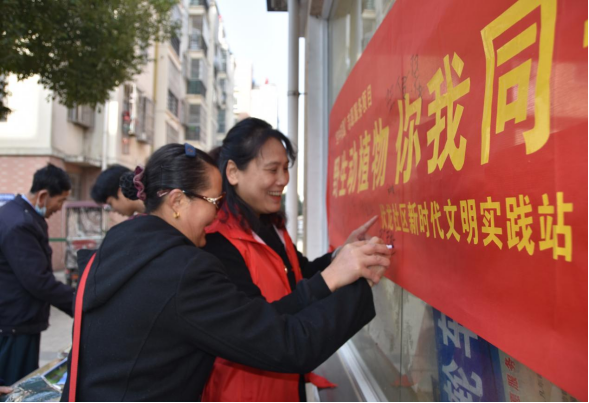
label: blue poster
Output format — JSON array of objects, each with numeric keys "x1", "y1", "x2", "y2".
[{"x1": 433, "y1": 308, "x2": 504, "y2": 401}]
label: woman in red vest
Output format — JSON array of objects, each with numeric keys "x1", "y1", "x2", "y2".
[{"x1": 202, "y1": 118, "x2": 386, "y2": 401}]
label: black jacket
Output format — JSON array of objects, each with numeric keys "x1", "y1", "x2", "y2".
[
  {"x1": 203, "y1": 231, "x2": 333, "y2": 313},
  {"x1": 0, "y1": 195, "x2": 74, "y2": 335},
  {"x1": 62, "y1": 215, "x2": 375, "y2": 401}
]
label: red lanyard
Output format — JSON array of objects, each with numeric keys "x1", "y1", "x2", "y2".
[{"x1": 68, "y1": 253, "x2": 96, "y2": 402}]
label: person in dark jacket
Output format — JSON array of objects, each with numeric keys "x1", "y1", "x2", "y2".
[
  {"x1": 62, "y1": 143, "x2": 391, "y2": 401},
  {"x1": 90, "y1": 164, "x2": 145, "y2": 217},
  {"x1": 0, "y1": 163, "x2": 74, "y2": 385}
]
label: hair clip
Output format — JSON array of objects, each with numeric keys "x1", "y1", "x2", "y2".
[{"x1": 185, "y1": 143, "x2": 197, "y2": 158}]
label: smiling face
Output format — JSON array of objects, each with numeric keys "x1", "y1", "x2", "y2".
[{"x1": 228, "y1": 137, "x2": 290, "y2": 216}]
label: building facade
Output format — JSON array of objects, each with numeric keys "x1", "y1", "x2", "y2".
[
  {"x1": 183, "y1": 0, "x2": 236, "y2": 149},
  {"x1": 0, "y1": 0, "x2": 235, "y2": 269}
]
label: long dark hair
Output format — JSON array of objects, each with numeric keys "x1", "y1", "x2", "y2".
[
  {"x1": 211, "y1": 118, "x2": 296, "y2": 233},
  {"x1": 120, "y1": 143, "x2": 216, "y2": 213}
]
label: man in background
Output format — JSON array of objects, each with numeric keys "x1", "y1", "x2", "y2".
[
  {"x1": 0, "y1": 164, "x2": 74, "y2": 385},
  {"x1": 91, "y1": 165, "x2": 144, "y2": 217}
]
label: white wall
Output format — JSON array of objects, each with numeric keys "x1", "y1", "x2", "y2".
[{"x1": 0, "y1": 75, "x2": 52, "y2": 153}]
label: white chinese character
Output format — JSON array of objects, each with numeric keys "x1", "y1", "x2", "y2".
[{"x1": 438, "y1": 313, "x2": 478, "y2": 358}]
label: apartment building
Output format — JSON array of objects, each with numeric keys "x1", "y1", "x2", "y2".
[{"x1": 0, "y1": 0, "x2": 235, "y2": 269}]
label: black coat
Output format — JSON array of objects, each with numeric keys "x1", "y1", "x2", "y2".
[
  {"x1": 62, "y1": 215, "x2": 375, "y2": 401},
  {"x1": 0, "y1": 195, "x2": 74, "y2": 335}
]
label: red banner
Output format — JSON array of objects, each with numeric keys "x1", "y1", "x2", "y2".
[{"x1": 326, "y1": 0, "x2": 587, "y2": 399}]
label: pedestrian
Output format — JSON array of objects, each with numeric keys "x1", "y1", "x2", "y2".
[
  {"x1": 0, "y1": 163, "x2": 74, "y2": 385},
  {"x1": 90, "y1": 165, "x2": 145, "y2": 216},
  {"x1": 202, "y1": 117, "x2": 383, "y2": 401},
  {"x1": 61, "y1": 143, "x2": 391, "y2": 401}
]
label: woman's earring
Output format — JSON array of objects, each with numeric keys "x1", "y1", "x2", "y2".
[{"x1": 173, "y1": 211, "x2": 180, "y2": 219}]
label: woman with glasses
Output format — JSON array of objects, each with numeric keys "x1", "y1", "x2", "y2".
[
  {"x1": 202, "y1": 118, "x2": 387, "y2": 402},
  {"x1": 62, "y1": 143, "x2": 391, "y2": 401}
]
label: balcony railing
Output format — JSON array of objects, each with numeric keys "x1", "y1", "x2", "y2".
[{"x1": 187, "y1": 80, "x2": 207, "y2": 96}]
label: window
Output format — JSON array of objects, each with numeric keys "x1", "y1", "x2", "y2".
[
  {"x1": 186, "y1": 104, "x2": 202, "y2": 141},
  {"x1": 190, "y1": 15, "x2": 209, "y2": 54},
  {"x1": 190, "y1": 59, "x2": 201, "y2": 79},
  {"x1": 328, "y1": 0, "x2": 395, "y2": 107},
  {"x1": 190, "y1": 0, "x2": 209, "y2": 8},
  {"x1": 187, "y1": 80, "x2": 206, "y2": 96},
  {"x1": 167, "y1": 90, "x2": 179, "y2": 117},
  {"x1": 217, "y1": 109, "x2": 226, "y2": 134}
]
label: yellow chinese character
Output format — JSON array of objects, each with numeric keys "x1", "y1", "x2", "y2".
[
  {"x1": 460, "y1": 199, "x2": 479, "y2": 244},
  {"x1": 427, "y1": 53, "x2": 470, "y2": 173},
  {"x1": 431, "y1": 201, "x2": 445, "y2": 239},
  {"x1": 506, "y1": 195, "x2": 535, "y2": 255},
  {"x1": 380, "y1": 204, "x2": 389, "y2": 230},
  {"x1": 539, "y1": 192, "x2": 573, "y2": 262},
  {"x1": 367, "y1": 84, "x2": 373, "y2": 108},
  {"x1": 399, "y1": 203, "x2": 409, "y2": 232},
  {"x1": 387, "y1": 203, "x2": 395, "y2": 231},
  {"x1": 396, "y1": 94, "x2": 422, "y2": 184},
  {"x1": 480, "y1": 0, "x2": 556, "y2": 163},
  {"x1": 418, "y1": 201, "x2": 430, "y2": 237},
  {"x1": 444, "y1": 199, "x2": 460, "y2": 242},
  {"x1": 347, "y1": 141, "x2": 358, "y2": 194},
  {"x1": 480, "y1": 197, "x2": 503, "y2": 249},
  {"x1": 339, "y1": 152, "x2": 347, "y2": 197},
  {"x1": 362, "y1": 91, "x2": 368, "y2": 113},
  {"x1": 358, "y1": 131, "x2": 371, "y2": 192},
  {"x1": 372, "y1": 118, "x2": 390, "y2": 189},
  {"x1": 332, "y1": 156, "x2": 340, "y2": 197},
  {"x1": 408, "y1": 202, "x2": 419, "y2": 235},
  {"x1": 347, "y1": 112, "x2": 352, "y2": 131}
]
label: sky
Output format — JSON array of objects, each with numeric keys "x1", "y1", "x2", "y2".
[{"x1": 216, "y1": 0, "x2": 289, "y2": 132}]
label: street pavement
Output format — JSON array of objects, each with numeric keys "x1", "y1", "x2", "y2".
[{"x1": 40, "y1": 271, "x2": 73, "y2": 367}]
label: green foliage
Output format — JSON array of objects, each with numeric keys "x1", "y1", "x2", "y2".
[{"x1": 0, "y1": 0, "x2": 177, "y2": 115}]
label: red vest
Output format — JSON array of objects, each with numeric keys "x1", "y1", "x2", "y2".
[{"x1": 202, "y1": 213, "x2": 319, "y2": 401}]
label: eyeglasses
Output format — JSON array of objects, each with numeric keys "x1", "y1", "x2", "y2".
[{"x1": 157, "y1": 189, "x2": 226, "y2": 210}]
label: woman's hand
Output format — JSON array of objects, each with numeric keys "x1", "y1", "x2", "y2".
[
  {"x1": 321, "y1": 237, "x2": 392, "y2": 292},
  {"x1": 344, "y1": 216, "x2": 379, "y2": 245}
]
